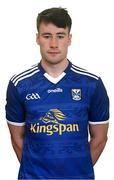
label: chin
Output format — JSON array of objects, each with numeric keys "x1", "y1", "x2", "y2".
[{"x1": 46, "y1": 59, "x2": 64, "y2": 65}]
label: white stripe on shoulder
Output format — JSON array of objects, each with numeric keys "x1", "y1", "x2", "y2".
[
  {"x1": 71, "y1": 67, "x2": 99, "y2": 80},
  {"x1": 89, "y1": 120, "x2": 109, "y2": 125},
  {"x1": 11, "y1": 65, "x2": 38, "y2": 81},
  {"x1": 7, "y1": 120, "x2": 25, "y2": 126},
  {"x1": 11, "y1": 74, "x2": 17, "y2": 81},
  {"x1": 72, "y1": 64, "x2": 88, "y2": 72},
  {"x1": 11, "y1": 65, "x2": 38, "y2": 83},
  {"x1": 14, "y1": 69, "x2": 40, "y2": 86}
]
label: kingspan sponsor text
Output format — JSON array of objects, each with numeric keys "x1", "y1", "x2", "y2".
[{"x1": 30, "y1": 123, "x2": 79, "y2": 136}]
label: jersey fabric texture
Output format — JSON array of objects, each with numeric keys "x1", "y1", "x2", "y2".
[{"x1": 6, "y1": 61, "x2": 109, "y2": 179}]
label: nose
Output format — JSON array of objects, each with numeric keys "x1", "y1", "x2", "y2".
[{"x1": 50, "y1": 37, "x2": 58, "y2": 48}]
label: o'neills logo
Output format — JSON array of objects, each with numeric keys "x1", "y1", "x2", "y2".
[
  {"x1": 30, "y1": 109, "x2": 79, "y2": 136},
  {"x1": 47, "y1": 88, "x2": 63, "y2": 93}
]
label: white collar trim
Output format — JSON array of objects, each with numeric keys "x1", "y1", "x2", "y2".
[{"x1": 44, "y1": 72, "x2": 66, "y2": 84}]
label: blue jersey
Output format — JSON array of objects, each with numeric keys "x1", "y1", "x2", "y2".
[{"x1": 6, "y1": 61, "x2": 109, "y2": 179}]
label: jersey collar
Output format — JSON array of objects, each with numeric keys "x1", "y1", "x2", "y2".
[
  {"x1": 38, "y1": 60, "x2": 72, "y2": 74},
  {"x1": 38, "y1": 60, "x2": 72, "y2": 84}
]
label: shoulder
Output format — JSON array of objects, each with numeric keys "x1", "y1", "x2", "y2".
[
  {"x1": 10, "y1": 64, "x2": 40, "y2": 87},
  {"x1": 70, "y1": 63, "x2": 99, "y2": 82}
]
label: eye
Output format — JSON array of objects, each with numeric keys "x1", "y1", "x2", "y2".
[
  {"x1": 43, "y1": 35, "x2": 51, "y2": 39},
  {"x1": 57, "y1": 35, "x2": 64, "y2": 39}
]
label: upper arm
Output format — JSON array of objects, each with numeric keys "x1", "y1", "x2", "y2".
[
  {"x1": 89, "y1": 78, "x2": 109, "y2": 125},
  {"x1": 88, "y1": 78, "x2": 109, "y2": 142},
  {"x1": 7, "y1": 123, "x2": 25, "y2": 162},
  {"x1": 89, "y1": 123, "x2": 109, "y2": 165},
  {"x1": 8, "y1": 123, "x2": 25, "y2": 142},
  {"x1": 5, "y1": 80, "x2": 25, "y2": 126},
  {"x1": 89, "y1": 123, "x2": 109, "y2": 140}
]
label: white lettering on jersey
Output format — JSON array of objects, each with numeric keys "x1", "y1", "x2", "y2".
[
  {"x1": 47, "y1": 88, "x2": 63, "y2": 93},
  {"x1": 26, "y1": 93, "x2": 40, "y2": 100}
]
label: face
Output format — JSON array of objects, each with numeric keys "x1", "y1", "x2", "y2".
[{"x1": 36, "y1": 22, "x2": 72, "y2": 65}]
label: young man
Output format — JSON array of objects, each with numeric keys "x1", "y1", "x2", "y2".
[{"x1": 6, "y1": 7, "x2": 109, "y2": 179}]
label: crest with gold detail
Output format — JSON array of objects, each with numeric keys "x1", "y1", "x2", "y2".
[{"x1": 71, "y1": 89, "x2": 81, "y2": 101}]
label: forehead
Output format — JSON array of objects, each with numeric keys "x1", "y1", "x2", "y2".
[{"x1": 38, "y1": 22, "x2": 69, "y2": 34}]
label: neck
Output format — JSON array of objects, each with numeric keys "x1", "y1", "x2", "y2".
[{"x1": 41, "y1": 59, "x2": 69, "y2": 78}]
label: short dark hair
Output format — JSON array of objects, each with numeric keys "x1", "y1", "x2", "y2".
[{"x1": 37, "y1": 7, "x2": 72, "y2": 33}]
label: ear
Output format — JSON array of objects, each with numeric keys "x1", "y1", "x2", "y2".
[
  {"x1": 68, "y1": 34, "x2": 72, "y2": 46},
  {"x1": 36, "y1": 33, "x2": 40, "y2": 45}
]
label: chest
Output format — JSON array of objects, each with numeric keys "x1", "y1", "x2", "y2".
[{"x1": 22, "y1": 79, "x2": 92, "y2": 125}]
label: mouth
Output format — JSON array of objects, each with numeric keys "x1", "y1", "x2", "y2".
[{"x1": 48, "y1": 51, "x2": 60, "y2": 55}]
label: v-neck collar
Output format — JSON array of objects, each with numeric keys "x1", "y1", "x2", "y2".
[
  {"x1": 38, "y1": 60, "x2": 72, "y2": 84},
  {"x1": 44, "y1": 72, "x2": 66, "y2": 84}
]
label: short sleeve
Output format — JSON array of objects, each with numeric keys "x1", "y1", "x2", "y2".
[
  {"x1": 89, "y1": 77, "x2": 109, "y2": 124},
  {"x1": 5, "y1": 80, "x2": 25, "y2": 126}
]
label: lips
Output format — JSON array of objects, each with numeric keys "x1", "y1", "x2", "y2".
[{"x1": 48, "y1": 51, "x2": 60, "y2": 54}]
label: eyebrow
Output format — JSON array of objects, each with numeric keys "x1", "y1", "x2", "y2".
[
  {"x1": 41, "y1": 32, "x2": 67, "y2": 36},
  {"x1": 56, "y1": 32, "x2": 66, "y2": 35}
]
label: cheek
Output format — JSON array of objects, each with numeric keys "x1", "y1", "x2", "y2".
[
  {"x1": 40, "y1": 44, "x2": 48, "y2": 54},
  {"x1": 39, "y1": 41, "x2": 47, "y2": 49},
  {"x1": 60, "y1": 41, "x2": 70, "y2": 49},
  {"x1": 37, "y1": 38, "x2": 47, "y2": 46},
  {"x1": 63, "y1": 39, "x2": 71, "y2": 46}
]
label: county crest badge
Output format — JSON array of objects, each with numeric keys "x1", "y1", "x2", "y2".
[{"x1": 71, "y1": 89, "x2": 81, "y2": 101}]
